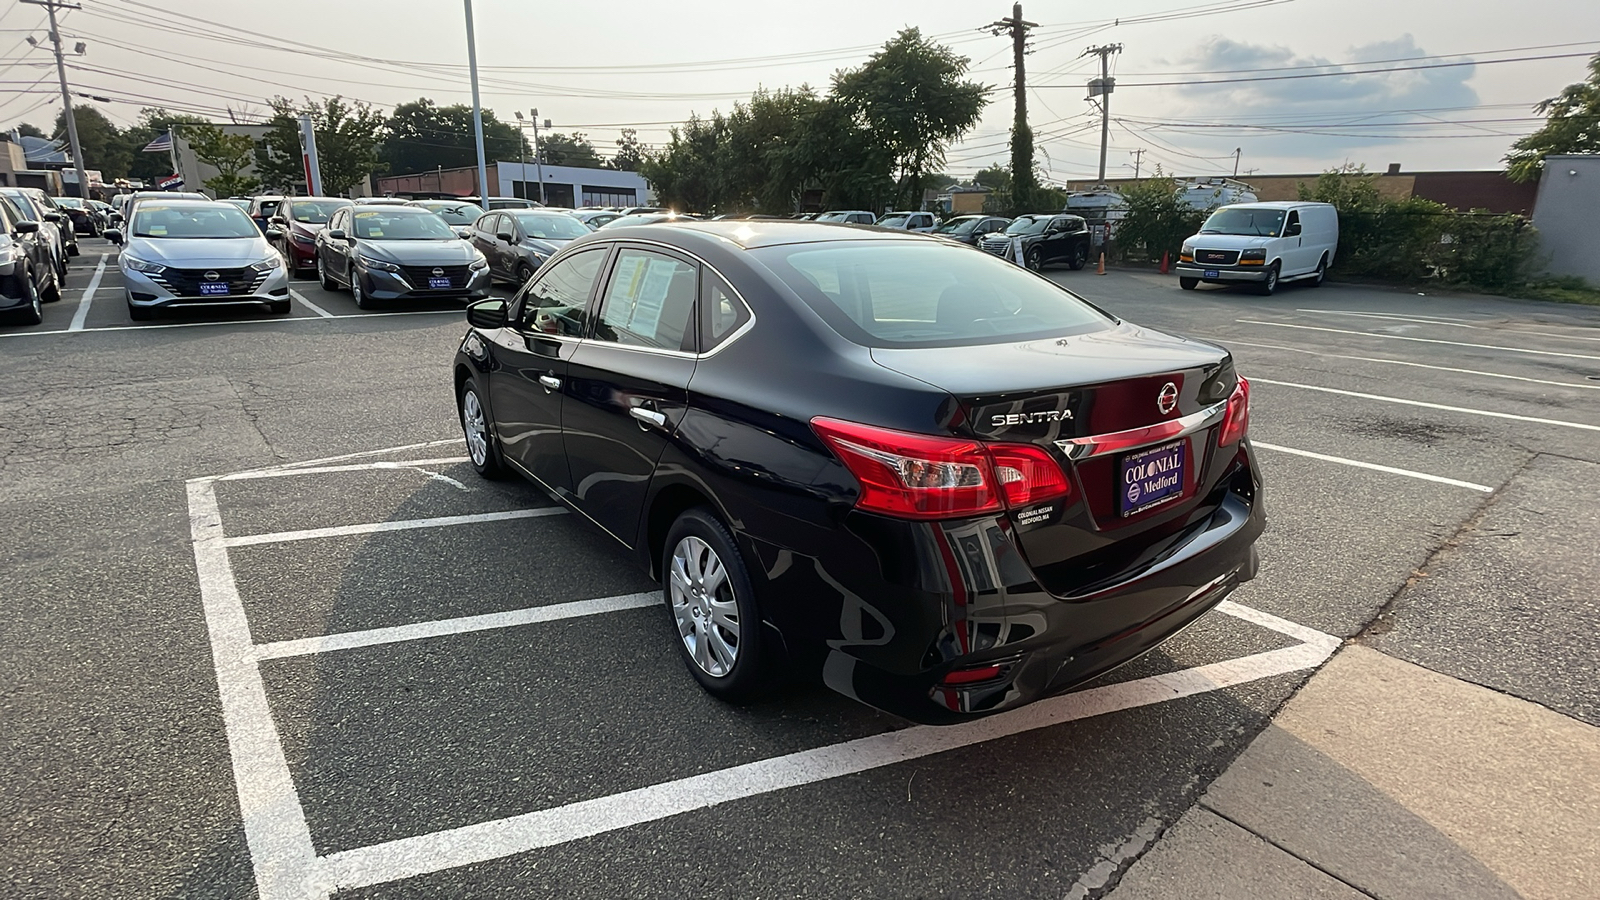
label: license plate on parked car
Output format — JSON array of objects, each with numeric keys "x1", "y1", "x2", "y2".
[
  {"x1": 428, "y1": 277, "x2": 452, "y2": 289},
  {"x1": 1203, "y1": 269, "x2": 1219, "y2": 279},
  {"x1": 1119, "y1": 439, "x2": 1188, "y2": 516},
  {"x1": 199, "y1": 282, "x2": 229, "y2": 296}
]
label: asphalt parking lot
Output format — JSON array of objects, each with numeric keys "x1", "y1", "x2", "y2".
[{"x1": 3, "y1": 238, "x2": 1597, "y2": 899}]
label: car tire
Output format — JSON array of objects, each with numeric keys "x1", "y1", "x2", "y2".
[
  {"x1": 516, "y1": 262, "x2": 535, "y2": 288},
  {"x1": 1179, "y1": 277, "x2": 1199, "y2": 291},
  {"x1": 8, "y1": 270, "x2": 43, "y2": 325},
  {"x1": 458, "y1": 378, "x2": 506, "y2": 480},
  {"x1": 1309, "y1": 255, "x2": 1327, "y2": 288},
  {"x1": 1067, "y1": 244, "x2": 1088, "y2": 270},
  {"x1": 268, "y1": 299, "x2": 291, "y2": 315},
  {"x1": 352, "y1": 273, "x2": 372, "y2": 309},
  {"x1": 1256, "y1": 261, "x2": 1281, "y2": 296},
  {"x1": 317, "y1": 256, "x2": 336, "y2": 291},
  {"x1": 1025, "y1": 247, "x2": 1043, "y2": 272},
  {"x1": 67, "y1": 242, "x2": 80, "y2": 258},
  {"x1": 664, "y1": 507, "x2": 771, "y2": 701}
]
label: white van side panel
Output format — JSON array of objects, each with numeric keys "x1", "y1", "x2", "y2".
[{"x1": 1300, "y1": 204, "x2": 1339, "y2": 269}]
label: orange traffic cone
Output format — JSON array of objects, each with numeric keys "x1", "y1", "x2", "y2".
[
  {"x1": 1159, "y1": 251, "x2": 1170, "y2": 274},
  {"x1": 1097, "y1": 252, "x2": 1106, "y2": 275}
]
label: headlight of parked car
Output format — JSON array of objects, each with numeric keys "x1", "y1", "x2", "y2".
[
  {"x1": 468, "y1": 255, "x2": 489, "y2": 270},
  {"x1": 291, "y1": 232, "x2": 316, "y2": 245},
  {"x1": 358, "y1": 254, "x2": 400, "y2": 272},
  {"x1": 250, "y1": 255, "x2": 283, "y2": 272},
  {"x1": 123, "y1": 256, "x2": 166, "y2": 274},
  {"x1": 1239, "y1": 249, "x2": 1267, "y2": 265},
  {"x1": 1180, "y1": 241, "x2": 1195, "y2": 262}
]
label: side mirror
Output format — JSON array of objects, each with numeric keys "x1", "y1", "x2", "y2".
[
  {"x1": 466, "y1": 297, "x2": 508, "y2": 329},
  {"x1": 102, "y1": 227, "x2": 122, "y2": 244},
  {"x1": 270, "y1": 215, "x2": 287, "y2": 225},
  {"x1": 456, "y1": 228, "x2": 473, "y2": 239},
  {"x1": 109, "y1": 212, "x2": 123, "y2": 224},
  {"x1": 15, "y1": 220, "x2": 39, "y2": 234},
  {"x1": 497, "y1": 231, "x2": 515, "y2": 244},
  {"x1": 265, "y1": 227, "x2": 284, "y2": 240},
  {"x1": 327, "y1": 228, "x2": 347, "y2": 241},
  {"x1": 43, "y1": 211, "x2": 64, "y2": 223},
  {"x1": 1285, "y1": 222, "x2": 1302, "y2": 236}
]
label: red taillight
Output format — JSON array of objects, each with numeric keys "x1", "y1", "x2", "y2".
[
  {"x1": 1219, "y1": 376, "x2": 1250, "y2": 446},
  {"x1": 811, "y1": 417, "x2": 1071, "y2": 520}
]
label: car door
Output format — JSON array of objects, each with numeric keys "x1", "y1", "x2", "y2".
[
  {"x1": 1279, "y1": 209, "x2": 1310, "y2": 275},
  {"x1": 487, "y1": 245, "x2": 611, "y2": 495},
  {"x1": 560, "y1": 244, "x2": 700, "y2": 547},
  {"x1": 0, "y1": 196, "x2": 46, "y2": 287},
  {"x1": 328, "y1": 208, "x2": 357, "y2": 283},
  {"x1": 471, "y1": 213, "x2": 503, "y2": 277}
]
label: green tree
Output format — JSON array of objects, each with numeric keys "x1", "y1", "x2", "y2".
[
  {"x1": 538, "y1": 132, "x2": 601, "y2": 168},
  {"x1": 14, "y1": 122, "x2": 45, "y2": 138},
  {"x1": 54, "y1": 106, "x2": 131, "y2": 178},
  {"x1": 832, "y1": 28, "x2": 989, "y2": 209},
  {"x1": 607, "y1": 128, "x2": 645, "y2": 171},
  {"x1": 187, "y1": 124, "x2": 261, "y2": 197},
  {"x1": 382, "y1": 99, "x2": 525, "y2": 175},
  {"x1": 973, "y1": 164, "x2": 1011, "y2": 192},
  {"x1": 1505, "y1": 52, "x2": 1600, "y2": 182},
  {"x1": 1114, "y1": 170, "x2": 1205, "y2": 262},
  {"x1": 258, "y1": 96, "x2": 386, "y2": 195}
]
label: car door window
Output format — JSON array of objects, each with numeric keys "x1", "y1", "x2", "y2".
[
  {"x1": 521, "y1": 247, "x2": 607, "y2": 337},
  {"x1": 700, "y1": 271, "x2": 750, "y2": 352},
  {"x1": 594, "y1": 248, "x2": 698, "y2": 352},
  {"x1": 1284, "y1": 211, "x2": 1300, "y2": 236}
]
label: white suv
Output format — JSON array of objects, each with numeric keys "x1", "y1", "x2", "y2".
[{"x1": 875, "y1": 211, "x2": 936, "y2": 233}]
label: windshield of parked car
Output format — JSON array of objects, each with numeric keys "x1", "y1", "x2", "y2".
[
  {"x1": 598, "y1": 213, "x2": 675, "y2": 229},
  {"x1": 350, "y1": 209, "x2": 457, "y2": 240},
  {"x1": 876, "y1": 214, "x2": 909, "y2": 228},
  {"x1": 1004, "y1": 216, "x2": 1050, "y2": 235},
  {"x1": 1200, "y1": 207, "x2": 1286, "y2": 237},
  {"x1": 221, "y1": 199, "x2": 251, "y2": 212},
  {"x1": 510, "y1": 212, "x2": 591, "y2": 240},
  {"x1": 814, "y1": 212, "x2": 854, "y2": 223},
  {"x1": 935, "y1": 217, "x2": 981, "y2": 234},
  {"x1": 415, "y1": 202, "x2": 478, "y2": 225},
  {"x1": 755, "y1": 241, "x2": 1113, "y2": 348},
  {"x1": 55, "y1": 197, "x2": 84, "y2": 209},
  {"x1": 252, "y1": 199, "x2": 281, "y2": 217},
  {"x1": 290, "y1": 200, "x2": 351, "y2": 223},
  {"x1": 131, "y1": 203, "x2": 261, "y2": 239}
]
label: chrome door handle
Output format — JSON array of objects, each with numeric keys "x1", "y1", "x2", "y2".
[
  {"x1": 538, "y1": 375, "x2": 561, "y2": 392},
  {"x1": 630, "y1": 407, "x2": 667, "y2": 429}
]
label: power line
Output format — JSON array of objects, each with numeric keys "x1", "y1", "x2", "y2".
[{"x1": 1036, "y1": 50, "x2": 1599, "y2": 89}]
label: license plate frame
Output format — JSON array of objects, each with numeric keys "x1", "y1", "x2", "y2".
[
  {"x1": 198, "y1": 281, "x2": 230, "y2": 296},
  {"x1": 427, "y1": 276, "x2": 452, "y2": 290},
  {"x1": 1203, "y1": 268, "x2": 1220, "y2": 279},
  {"x1": 1118, "y1": 439, "x2": 1188, "y2": 517}
]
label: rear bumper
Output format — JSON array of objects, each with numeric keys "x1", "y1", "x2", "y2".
[
  {"x1": 743, "y1": 451, "x2": 1266, "y2": 725},
  {"x1": 1175, "y1": 263, "x2": 1268, "y2": 283}
]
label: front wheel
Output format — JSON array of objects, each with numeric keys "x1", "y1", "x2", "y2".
[
  {"x1": 8, "y1": 270, "x2": 42, "y2": 325},
  {"x1": 268, "y1": 299, "x2": 291, "y2": 315},
  {"x1": 127, "y1": 299, "x2": 153, "y2": 321},
  {"x1": 1067, "y1": 244, "x2": 1088, "y2": 270},
  {"x1": 664, "y1": 507, "x2": 770, "y2": 701},
  {"x1": 1025, "y1": 248, "x2": 1043, "y2": 272},
  {"x1": 516, "y1": 262, "x2": 536, "y2": 288},
  {"x1": 317, "y1": 256, "x2": 336, "y2": 291},
  {"x1": 1256, "y1": 261, "x2": 1281, "y2": 296},
  {"x1": 458, "y1": 378, "x2": 506, "y2": 479},
  {"x1": 1179, "y1": 277, "x2": 1199, "y2": 291},
  {"x1": 351, "y1": 272, "x2": 372, "y2": 309}
]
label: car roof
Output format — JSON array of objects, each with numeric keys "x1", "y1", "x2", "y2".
[
  {"x1": 350, "y1": 203, "x2": 432, "y2": 212},
  {"x1": 1215, "y1": 201, "x2": 1329, "y2": 210},
  {"x1": 596, "y1": 219, "x2": 957, "y2": 250}
]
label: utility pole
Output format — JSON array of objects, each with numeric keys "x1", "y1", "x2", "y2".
[
  {"x1": 1232, "y1": 147, "x2": 1242, "y2": 177},
  {"x1": 1130, "y1": 148, "x2": 1144, "y2": 179},
  {"x1": 463, "y1": 0, "x2": 490, "y2": 211},
  {"x1": 23, "y1": 0, "x2": 89, "y2": 199},
  {"x1": 531, "y1": 109, "x2": 548, "y2": 206},
  {"x1": 987, "y1": 4, "x2": 1036, "y2": 210},
  {"x1": 1083, "y1": 43, "x2": 1122, "y2": 186}
]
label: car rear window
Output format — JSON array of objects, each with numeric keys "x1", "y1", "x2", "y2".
[{"x1": 753, "y1": 241, "x2": 1113, "y2": 348}]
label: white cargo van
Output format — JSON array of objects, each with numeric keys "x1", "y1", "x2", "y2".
[{"x1": 1175, "y1": 201, "x2": 1338, "y2": 295}]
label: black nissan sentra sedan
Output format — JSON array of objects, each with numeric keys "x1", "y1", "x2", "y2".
[
  {"x1": 314, "y1": 204, "x2": 490, "y2": 308},
  {"x1": 453, "y1": 221, "x2": 1261, "y2": 724}
]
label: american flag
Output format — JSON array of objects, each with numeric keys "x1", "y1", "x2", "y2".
[{"x1": 141, "y1": 131, "x2": 173, "y2": 153}]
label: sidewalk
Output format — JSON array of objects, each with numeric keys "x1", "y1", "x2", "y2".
[{"x1": 1105, "y1": 644, "x2": 1600, "y2": 899}]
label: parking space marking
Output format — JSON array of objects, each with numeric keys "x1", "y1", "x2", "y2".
[
  {"x1": 1252, "y1": 441, "x2": 1495, "y2": 492},
  {"x1": 289, "y1": 290, "x2": 335, "y2": 318},
  {"x1": 318, "y1": 624, "x2": 1336, "y2": 892},
  {"x1": 1252, "y1": 378, "x2": 1600, "y2": 433},
  {"x1": 67, "y1": 255, "x2": 107, "y2": 332},
  {"x1": 253, "y1": 591, "x2": 659, "y2": 661},
  {"x1": 219, "y1": 457, "x2": 471, "y2": 482},
  {"x1": 221, "y1": 507, "x2": 568, "y2": 548},
  {"x1": 1293, "y1": 309, "x2": 1600, "y2": 344},
  {"x1": 0, "y1": 308, "x2": 463, "y2": 339},
  {"x1": 1201, "y1": 338, "x2": 1600, "y2": 391},
  {"x1": 1237, "y1": 319, "x2": 1600, "y2": 361}
]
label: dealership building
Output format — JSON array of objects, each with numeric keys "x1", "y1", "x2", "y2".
[{"x1": 373, "y1": 162, "x2": 650, "y2": 208}]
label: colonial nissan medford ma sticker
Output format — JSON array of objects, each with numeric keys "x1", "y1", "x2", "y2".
[{"x1": 1122, "y1": 439, "x2": 1189, "y2": 516}]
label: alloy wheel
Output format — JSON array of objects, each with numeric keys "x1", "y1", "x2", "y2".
[
  {"x1": 461, "y1": 389, "x2": 488, "y2": 466},
  {"x1": 669, "y1": 535, "x2": 740, "y2": 677}
]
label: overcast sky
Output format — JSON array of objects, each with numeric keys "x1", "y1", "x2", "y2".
[{"x1": 5, "y1": 0, "x2": 1597, "y2": 181}]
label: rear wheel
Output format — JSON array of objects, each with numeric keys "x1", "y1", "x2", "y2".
[
  {"x1": 1256, "y1": 261, "x2": 1281, "y2": 296},
  {"x1": 458, "y1": 378, "x2": 506, "y2": 479},
  {"x1": 7, "y1": 270, "x2": 42, "y2": 325},
  {"x1": 1067, "y1": 243, "x2": 1089, "y2": 270},
  {"x1": 664, "y1": 507, "x2": 770, "y2": 700},
  {"x1": 1179, "y1": 277, "x2": 1199, "y2": 291},
  {"x1": 1308, "y1": 255, "x2": 1327, "y2": 288}
]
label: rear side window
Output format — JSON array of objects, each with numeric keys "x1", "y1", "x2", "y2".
[
  {"x1": 754, "y1": 241, "x2": 1112, "y2": 348},
  {"x1": 594, "y1": 248, "x2": 698, "y2": 352},
  {"x1": 521, "y1": 247, "x2": 607, "y2": 337},
  {"x1": 700, "y1": 271, "x2": 750, "y2": 351}
]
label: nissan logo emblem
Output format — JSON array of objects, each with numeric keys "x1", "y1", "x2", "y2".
[
  {"x1": 431, "y1": 267, "x2": 445, "y2": 278},
  {"x1": 204, "y1": 270, "x2": 220, "y2": 281},
  {"x1": 1157, "y1": 382, "x2": 1179, "y2": 415}
]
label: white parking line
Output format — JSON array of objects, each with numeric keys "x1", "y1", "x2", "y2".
[
  {"x1": 1252, "y1": 441, "x2": 1494, "y2": 492},
  {"x1": 289, "y1": 289, "x2": 334, "y2": 318},
  {"x1": 67, "y1": 255, "x2": 107, "y2": 332},
  {"x1": 1202, "y1": 338, "x2": 1600, "y2": 391},
  {"x1": 254, "y1": 592, "x2": 659, "y2": 661},
  {"x1": 319, "y1": 634, "x2": 1335, "y2": 892},
  {"x1": 219, "y1": 457, "x2": 470, "y2": 481},
  {"x1": 1293, "y1": 309, "x2": 1600, "y2": 344},
  {"x1": 0, "y1": 307, "x2": 463, "y2": 338},
  {"x1": 1237, "y1": 319, "x2": 1600, "y2": 361},
  {"x1": 1251, "y1": 378, "x2": 1600, "y2": 433},
  {"x1": 222, "y1": 507, "x2": 568, "y2": 548}
]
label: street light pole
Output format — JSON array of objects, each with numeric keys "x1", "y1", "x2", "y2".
[
  {"x1": 463, "y1": 0, "x2": 490, "y2": 212},
  {"x1": 531, "y1": 109, "x2": 547, "y2": 206},
  {"x1": 23, "y1": 0, "x2": 90, "y2": 199},
  {"x1": 514, "y1": 111, "x2": 527, "y2": 199}
]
